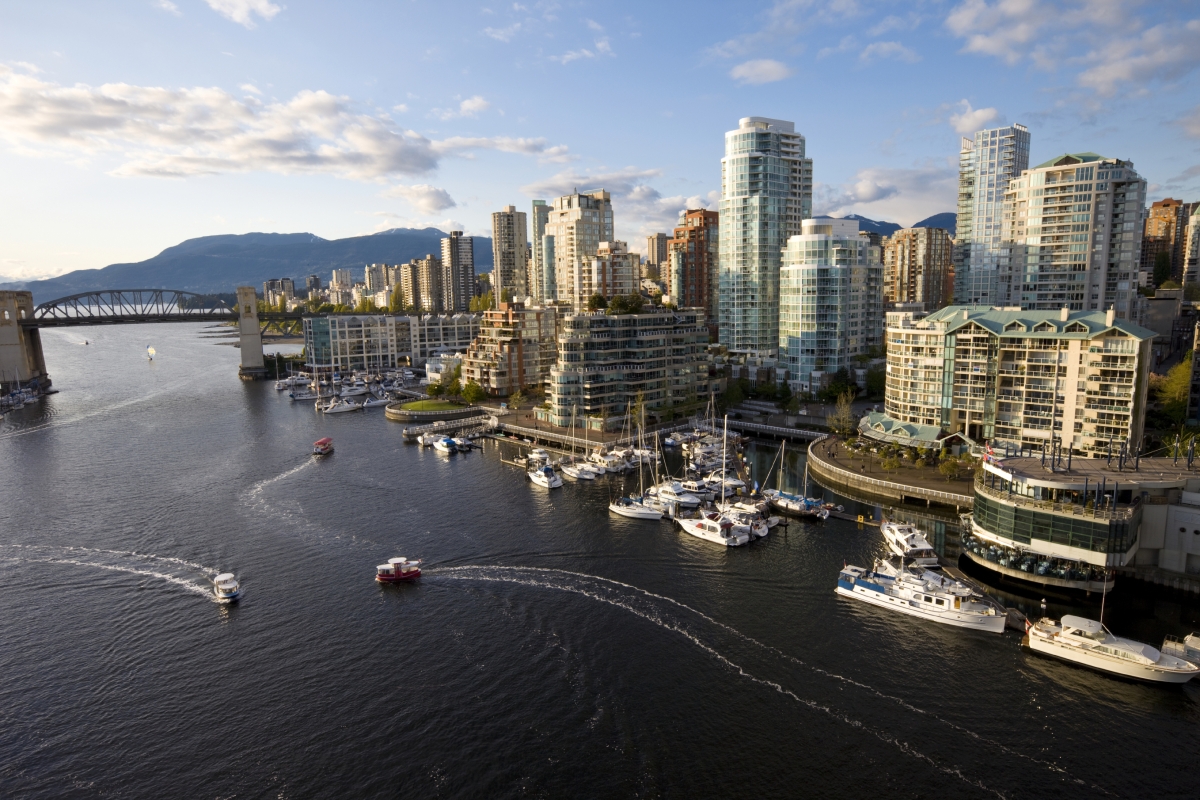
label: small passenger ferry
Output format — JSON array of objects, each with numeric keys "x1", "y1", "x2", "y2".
[
  {"x1": 212, "y1": 573, "x2": 241, "y2": 603},
  {"x1": 313, "y1": 437, "x2": 334, "y2": 456},
  {"x1": 376, "y1": 557, "x2": 422, "y2": 583}
]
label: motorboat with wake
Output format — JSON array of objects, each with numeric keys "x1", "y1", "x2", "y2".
[
  {"x1": 1025, "y1": 616, "x2": 1200, "y2": 683},
  {"x1": 313, "y1": 437, "x2": 334, "y2": 456},
  {"x1": 528, "y1": 464, "x2": 563, "y2": 488},
  {"x1": 376, "y1": 557, "x2": 422, "y2": 583},
  {"x1": 836, "y1": 558, "x2": 1005, "y2": 633},
  {"x1": 212, "y1": 573, "x2": 241, "y2": 603},
  {"x1": 880, "y1": 521, "x2": 939, "y2": 567}
]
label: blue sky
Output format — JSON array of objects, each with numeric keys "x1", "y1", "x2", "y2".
[{"x1": 2, "y1": 0, "x2": 1198, "y2": 281}]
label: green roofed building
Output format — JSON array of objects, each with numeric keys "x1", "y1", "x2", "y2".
[{"x1": 869, "y1": 305, "x2": 1154, "y2": 455}]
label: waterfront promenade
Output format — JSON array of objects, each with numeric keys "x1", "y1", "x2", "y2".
[{"x1": 807, "y1": 436, "x2": 975, "y2": 509}]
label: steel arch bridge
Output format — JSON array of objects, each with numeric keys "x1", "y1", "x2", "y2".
[{"x1": 22, "y1": 289, "x2": 238, "y2": 327}]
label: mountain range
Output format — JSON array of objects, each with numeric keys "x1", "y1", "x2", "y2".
[
  {"x1": 4, "y1": 213, "x2": 956, "y2": 304},
  {"x1": 1, "y1": 228, "x2": 493, "y2": 303}
]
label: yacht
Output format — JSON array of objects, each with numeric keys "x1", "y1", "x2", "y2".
[
  {"x1": 433, "y1": 437, "x2": 457, "y2": 454},
  {"x1": 376, "y1": 557, "x2": 422, "y2": 583},
  {"x1": 678, "y1": 479, "x2": 716, "y2": 502},
  {"x1": 361, "y1": 395, "x2": 390, "y2": 408},
  {"x1": 677, "y1": 515, "x2": 750, "y2": 547},
  {"x1": 416, "y1": 434, "x2": 436, "y2": 447},
  {"x1": 561, "y1": 461, "x2": 597, "y2": 480},
  {"x1": 609, "y1": 495, "x2": 663, "y2": 519},
  {"x1": 1026, "y1": 616, "x2": 1200, "y2": 683},
  {"x1": 836, "y1": 559, "x2": 1005, "y2": 633},
  {"x1": 650, "y1": 481, "x2": 702, "y2": 508},
  {"x1": 322, "y1": 398, "x2": 363, "y2": 414},
  {"x1": 761, "y1": 489, "x2": 829, "y2": 519},
  {"x1": 881, "y1": 521, "x2": 940, "y2": 567},
  {"x1": 587, "y1": 450, "x2": 623, "y2": 474},
  {"x1": 706, "y1": 469, "x2": 746, "y2": 495},
  {"x1": 528, "y1": 464, "x2": 563, "y2": 488},
  {"x1": 212, "y1": 573, "x2": 241, "y2": 603},
  {"x1": 717, "y1": 507, "x2": 769, "y2": 540},
  {"x1": 340, "y1": 384, "x2": 368, "y2": 398},
  {"x1": 451, "y1": 437, "x2": 475, "y2": 451},
  {"x1": 313, "y1": 437, "x2": 334, "y2": 456}
]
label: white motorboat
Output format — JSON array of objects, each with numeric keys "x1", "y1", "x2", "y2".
[
  {"x1": 416, "y1": 434, "x2": 436, "y2": 447},
  {"x1": 322, "y1": 398, "x2": 362, "y2": 413},
  {"x1": 718, "y1": 507, "x2": 769, "y2": 540},
  {"x1": 1026, "y1": 616, "x2": 1200, "y2": 683},
  {"x1": 609, "y1": 495, "x2": 663, "y2": 519},
  {"x1": 663, "y1": 436, "x2": 681, "y2": 447},
  {"x1": 650, "y1": 481, "x2": 702, "y2": 508},
  {"x1": 528, "y1": 464, "x2": 563, "y2": 489},
  {"x1": 451, "y1": 437, "x2": 475, "y2": 451},
  {"x1": 836, "y1": 560, "x2": 1005, "y2": 633},
  {"x1": 677, "y1": 515, "x2": 749, "y2": 547},
  {"x1": 340, "y1": 385, "x2": 368, "y2": 397},
  {"x1": 212, "y1": 573, "x2": 241, "y2": 603},
  {"x1": 881, "y1": 521, "x2": 939, "y2": 567},
  {"x1": 274, "y1": 380, "x2": 286, "y2": 390},
  {"x1": 678, "y1": 479, "x2": 716, "y2": 501},
  {"x1": 361, "y1": 395, "x2": 389, "y2": 408},
  {"x1": 561, "y1": 461, "x2": 597, "y2": 480},
  {"x1": 706, "y1": 469, "x2": 746, "y2": 494},
  {"x1": 587, "y1": 450, "x2": 623, "y2": 473},
  {"x1": 433, "y1": 437, "x2": 457, "y2": 454}
]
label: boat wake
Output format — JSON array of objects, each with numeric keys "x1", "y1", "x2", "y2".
[
  {"x1": 433, "y1": 565, "x2": 1109, "y2": 798},
  {"x1": 0, "y1": 544, "x2": 221, "y2": 601}
]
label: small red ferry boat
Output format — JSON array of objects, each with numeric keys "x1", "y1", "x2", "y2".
[
  {"x1": 313, "y1": 437, "x2": 334, "y2": 456},
  {"x1": 376, "y1": 557, "x2": 421, "y2": 583}
]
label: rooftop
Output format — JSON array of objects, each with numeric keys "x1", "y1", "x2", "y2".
[
  {"x1": 904, "y1": 305, "x2": 1155, "y2": 341},
  {"x1": 1032, "y1": 152, "x2": 1109, "y2": 170},
  {"x1": 987, "y1": 455, "x2": 1200, "y2": 490}
]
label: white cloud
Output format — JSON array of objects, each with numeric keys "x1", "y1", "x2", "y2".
[
  {"x1": 383, "y1": 184, "x2": 458, "y2": 214},
  {"x1": 155, "y1": 0, "x2": 181, "y2": 15},
  {"x1": 552, "y1": 37, "x2": 614, "y2": 64},
  {"x1": 859, "y1": 41, "x2": 920, "y2": 63},
  {"x1": 730, "y1": 59, "x2": 794, "y2": 85},
  {"x1": 711, "y1": 0, "x2": 863, "y2": 59},
  {"x1": 392, "y1": 103, "x2": 408, "y2": 113},
  {"x1": 814, "y1": 163, "x2": 958, "y2": 226},
  {"x1": 817, "y1": 36, "x2": 857, "y2": 59},
  {"x1": 586, "y1": 19, "x2": 604, "y2": 32},
  {"x1": 484, "y1": 23, "x2": 521, "y2": 42},
  {"x1": 205, "y1": 0, "x2": 281, "y2": 28},
  {"x1": 948, "y1": 99, "x2": 1001, "y2": 134},
  {"x1": 0, "y1": 65, "x2": 569, "y2": 181},
  {"x1": 868, "y1": 13, "x2": 920, "y2": 36},
  {"x1": 1176, "y1": 106, "x2": 1200, "y2": 139},
  {"x1": 1077, "y1": 20, "x2": 1200, "y2": 96},
  {"x1": 945, "y1": 0, "x2": 1044, "y2": 66},
  {"x1": 431, "y1": 95, "x2": 491, "y2": 120},
  {"x1": 239, "y1": 83, "x2": 261, "y2": 95}
]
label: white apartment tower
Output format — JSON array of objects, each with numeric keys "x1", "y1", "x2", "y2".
[
  {"x1": 953, "y1": 123, "x2": 1031, "y2": 306},
  {"x1": 718, "y1": 116, "x2": 813, "y2": 358},
  {"x1": 491, "y1": 206, "x2": 528, "y2": 303},
  {"x1": 440, "y1": 231, "x2": 475, "y2": 313},
  {"x1": 1001, "y1": 153, "x2": 1147, "y2": 320},
  {"x1": 529, "y1": 200, "x2": 552, "y2": 302},
  {"x1": 544, "y1": 189, "x2": 614, "y2": 311}
]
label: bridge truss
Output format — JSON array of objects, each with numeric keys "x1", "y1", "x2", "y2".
[{"x1": 26, "y1": 289, "x2": 236, "y2": 327}]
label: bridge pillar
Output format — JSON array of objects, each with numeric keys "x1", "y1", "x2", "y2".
[
  {"x1": 0, "y1": 291, "x2": 50, "y2": 394},
  {"x1": 236, "y1": 286, "x2": 267, "y2": 380}
]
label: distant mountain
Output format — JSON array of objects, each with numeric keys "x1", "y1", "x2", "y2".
[
  {"x1": 0, "y1": 228, "x2": 495, "y2": 303},
  {"x1": 838, "y1": 214, "x2": 902, "y2": 237},
  {"x1": 911, "y1": 213, "x2": 957, "y2": 236}
]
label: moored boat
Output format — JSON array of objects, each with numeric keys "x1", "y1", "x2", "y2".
[
  {"x1": 676, "y1": 515, "x2": 749, "y2": 546},
  {"x1": 313, "y1": 437, "x2": 334, "y2": 456},
  {"x1": 433, "y1": 437, "x2": 457, "y2": 454},
  {"x1": 880, "y1": 521, "x2": 939, "y2": 567},
  {"x1": 836, "y1": 560, "x2": 1005, "y2": 633},
  {"x1": 322, "y1": 398, "x2": 363, "y2": 413},
  {"x1": 528, "y1": 464, "x2": 563, "y2": 488},
  {"x1": 212, "y1": 573, "x2": 241, "y2": 603},
  {"x1": 561, "y1": 461, "x2": 597, "y2": 480},
  {"x1": 1025, "y1": 616, "x2": 1200, "y2": 683},
  {"x1": 609, "y1": 495, "x2": 663, "y2": 519},
  {"x1": 376, "y1": 557, "x2": 422, "y2": 583},
  {"x1": 761, "y1": 489, "x2": 829, "y2": 519}
]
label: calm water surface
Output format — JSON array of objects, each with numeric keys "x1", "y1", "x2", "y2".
[{"x1": 2, "y1": 323, "x2": 1199, "y2": 799}]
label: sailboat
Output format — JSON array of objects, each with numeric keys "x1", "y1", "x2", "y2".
[
  {"x1": 146, "y1": 345, "x2": 156, "y2": 361},
  {"x1": 561, "y1": 404, "x2": 598, "y2": 480},
  {"x1": 610, "y1": 402, "x2": 662, "y2": 519}
]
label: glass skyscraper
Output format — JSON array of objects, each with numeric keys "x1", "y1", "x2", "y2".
[
  {"x1": 718, "y1": 117, "x2": 812, "y2": 358},
  {"x1": 953, "y1": 123, "x2": 1030, "y2": 306}
]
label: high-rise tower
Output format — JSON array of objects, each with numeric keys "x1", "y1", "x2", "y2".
[
  {"x1": 544, "y1": 189, "x2": 614, "y2": 310},
  {"x1": 440, "y1": 231, "x2": 475, "y2": 312},
  {"x1": 491, "y1": 206, "x2": 528, "y2": 303},
  {"x1": 529, "y1": 200, "x2": 551, "y2": 302},
  {"x1": 953, "y1": 123, "x2": 1030, "y2": 306},
  {"x1": 718, "y1": 117, "x2": 812, "y2": 358}
]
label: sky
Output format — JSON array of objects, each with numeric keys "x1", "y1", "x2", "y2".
[{"x1": 1, "y1": 0, "x2": 1199, "y2": 281}]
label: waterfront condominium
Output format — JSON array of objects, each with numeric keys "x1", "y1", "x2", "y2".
[
  {"x1": 440, "y1": 231, "x2": 475, "y2": 313},
  {"x1": 882, "y1": 227, "x2": 953, "y2": 311},
  {"x1": 953, "y1": 123, "x2": 1031, "y2": 306},
  {"x1": 544, "y1": 190, "x2": 614, "y2": 311},
  {"x1": 1000, "y1": 153, "x2": 1147, "y2": 321},
  {"x1": 491, "y1": 206, "x2": 529, "y2": 303},
  {"x1": 667, "y1": 209, "x2": 720, "y2": 335},
  {"x1": 877, "y1": 305, "x2": 1152, "y2": 454},
  {"x1": 461, "y1": 301, "x2": 558, "y2": 397},
  {"x1": 718, "y1": 116, "x2": 813, "y2": 358},
  {"x1": 543, "y1": 307, "x2": 710, "y2": 428},
  {"x1": 529, "y1": 200, "x2": 552, "y2": 302},
  {"x1": 778, "y1": 217, "x2": 883, "y2": 393},
  {"x1": 303, "y1": 312, "x2": 481, "y2": 373}
]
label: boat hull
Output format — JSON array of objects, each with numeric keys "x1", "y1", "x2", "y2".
[
  {"x1": 609, "y1": 502, "x2": 662, "y2": 519},
  {"x1": 1024, "y1": 635, "x2": 1198, "y2": 684},
  {"x1": 213, "y1": 590, "x2": 241, "y2": 603},
  {"x1": 835, "y1": 581, "x2": 1005, "y2": 633},
  {"x1": 376, "y1": 571, "x2": 421, "y2": 583}
]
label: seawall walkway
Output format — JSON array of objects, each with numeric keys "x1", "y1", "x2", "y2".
[{"x1": 807, "y1": 436, "x2": 975, "y2": 510}]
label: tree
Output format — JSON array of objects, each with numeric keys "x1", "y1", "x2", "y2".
[
  {"x1": 586, "y1": 293, "x2": 609, "y2": 311},
  {"x1": 426, "y1": 381, "x2": 443, "y2": 397},
  {"x1": 1159, "y1": 353, "x2": 1193, "y2": 426},
  {"x1": 939, "y1": 458, "x2": 959, "y2": 482},
  {"x1": 881, "y1": 455, "x2": 901, "y2": 473},
  {"x1": 354, "y1": 298, "x2": 378, "y2": 313},
  {"x1": 445, "y1": 378, "x2": 462, "y2": 399},
  {"x1": 607, "y1": 292, "x2": 645, "y2": 315},
  {"x1": 389, "y1": 290, "x2": 405, "y2": 313},
  {"x1": 825, "y1": 390, "x2": 858, "y2": 435},
  {"x1": 1154, "y1": 251, "x2": 1173, "y2": 287},
  {"x1": 508, "y1": 389, "x2": 525, "y2": 408},
  {"x1": 866, "y1": 364, "x2": 886, "y2": 397},
  {"x1": 462, "y1": 380, "x2": 486, "y2": 405},
  {"x1": 721, "y1": 381, "x2": 744, "y2": 411}
]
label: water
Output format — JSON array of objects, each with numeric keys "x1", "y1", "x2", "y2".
[{"x1": 2, "y1": 323, "x2": 1199, "y2": 799}]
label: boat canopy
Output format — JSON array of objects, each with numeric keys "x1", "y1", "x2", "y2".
[
  {"x1": 314, "y1": 437, "x2": 333, "y2": 446},
  {"x1": 377, "y1": 564, "x2": 393, "y2": 571},
  {"x1": 214, "y1": 573, "x2": 236, "y2": 582},
  {"x1": 389, "y1": 557, "x2": 408, "y2": 564},
  {"x1": 1060, "y1": 615, "x2": 1104, "y2": 634}
]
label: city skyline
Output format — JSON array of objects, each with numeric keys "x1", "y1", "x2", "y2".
[{"x1": 2, "y1": 0, "x2": 1198, "y2": 282}]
